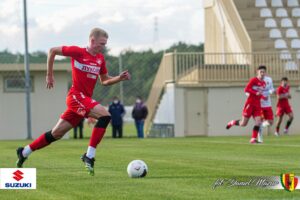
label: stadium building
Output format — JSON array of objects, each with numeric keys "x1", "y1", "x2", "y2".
[{"x1": 146, "y1": 0, "x2": 300, "y2": 137}]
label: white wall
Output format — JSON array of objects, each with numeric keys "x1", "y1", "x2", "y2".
[
  {"x1": 171, "y1": 85, "x2": 300, "y2": 137},
  {"x1": 174, "y1": 86, "x2": 185, "y2": 137},
  {"x1": 207, "y1": 87, "x2": 255, "y2": 136},
  {"x1": 153, "y1": 84, "x2": 175, "y2": 124},
  {"x1": 30, "y1": 71, "x2": 69, "y2": 139},
  {"x1": 0, "y1": 71, "x2": 69, "y2": 140}
]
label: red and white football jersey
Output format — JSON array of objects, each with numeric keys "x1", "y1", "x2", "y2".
[
  {"x1": 277, "y1": 85, "x2": 290, "y2": 107},
  {"x1": 244, "y1": 77, "x2": 266, "y2": 106},
  {"x1": 62, "y1": 46, "x2": 107, "y2": 97}
]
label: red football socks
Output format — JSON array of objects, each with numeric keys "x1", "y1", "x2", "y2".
[{"x1": 89, "y1": 127, "x2": 106, "y2": 148}]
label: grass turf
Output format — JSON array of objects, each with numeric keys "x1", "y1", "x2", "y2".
[{"x1": 0, "y1": 135, "x2": 300, "y2": 199}]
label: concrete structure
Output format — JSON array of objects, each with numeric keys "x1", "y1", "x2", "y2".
[
  {"x1": 150, "y1": 82, "x2": 300, "y2": 137},
  {"x1": 0, "y1": 63, "x2": 70, "y2": 139},
  {"x1": 146, "y1": 0, "x2": 300, "y2": 137}
]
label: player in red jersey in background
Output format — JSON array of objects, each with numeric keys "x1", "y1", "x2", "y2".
[
  {"x1": 16, "y1": 28, "x2": 131, "y2": 175},
  {"x1": 226, "y1": 65, "x2": 267, "y2": 144},
  {"x1": 275, "y1": 77, "x2": 293, "y2": 136}
]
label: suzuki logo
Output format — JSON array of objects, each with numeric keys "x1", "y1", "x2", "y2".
[{"x1": 13, "y1": 170, "x2": 24, "y2": 181}]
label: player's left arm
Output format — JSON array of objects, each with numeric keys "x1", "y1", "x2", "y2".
[
  {"x1": 287, "y1": 86, "x2": 292, "y2": 98},
  {"x1": 99, "y1": 70, "x2": 131, "y2": 86}
]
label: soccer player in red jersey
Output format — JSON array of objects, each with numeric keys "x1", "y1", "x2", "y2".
[
  {"x1": 226, "y1": 66, "x2": 267, "y2": 144},
  {"x1": 16, "y1": 28, "x2": 131, "y2": 175},
  {"x1": 245, "y1": 66, "x2": 275, "y2": 143},
  {"x1": 275, "y1": 77, "x2": 293, "y2": 136}
]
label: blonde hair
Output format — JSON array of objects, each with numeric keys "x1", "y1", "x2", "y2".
[{"x1": 89, "y1": 28, "x2": 108, "y2": 39}]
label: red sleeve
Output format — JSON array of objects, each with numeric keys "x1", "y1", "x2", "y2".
[
  {"x1": 276, "y1": 86, "x2": 282, "y2": 95},
  {"x1": 244, "y1": 78, "x2": 258, "y2": 95},
  {"x1": 99, "y1": 57, "x2": 108, "y2": 75},
  {"x1": 62, "y1": 46, "x2": 83, "y2": 57}
]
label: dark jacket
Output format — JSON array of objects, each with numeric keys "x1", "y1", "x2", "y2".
[
  {"x1": 108, "y1": 102, "x2": 125, "y2": 126},
  {"x1": 132, "y1": 103, "x2": 148, "y2": 121}
]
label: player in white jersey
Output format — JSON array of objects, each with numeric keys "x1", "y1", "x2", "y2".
[{"x1": 258, "y1": 75, "x2": 275, "y2": 143}]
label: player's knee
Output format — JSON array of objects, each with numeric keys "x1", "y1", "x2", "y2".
[
  {"x1": 253, "y1": 125, "x2": 260, "y2": 132},
  {"x1": 240, "y1": 120, "x2": 247, "y2": 127},
  {"x1": 45, "y1": 130, "x2": 58, "y2": 143},
  {"x1": 51, "y1": 129, "x2": 65, "y2": 140},
  {"x1": 95, "y1": 115, "x2": 111, "y2": 128},
  {"x1": 256, "y1": 121, "x2": 262, "y2": 126}
]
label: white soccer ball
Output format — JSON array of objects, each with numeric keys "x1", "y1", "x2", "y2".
[{"x1": 127, "y1": 160, "x2": 148, "y2": 178}]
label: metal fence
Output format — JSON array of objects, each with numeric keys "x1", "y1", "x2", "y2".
[
  {"x1": 0, "y1": 51, "x2": 162, "y2": 107},
  {"x1": 174, "y1": 52, "x2": 300, "y2": 84},
  {"x1": 92, "y1": 51, "x2": 163, "y2": 106}
]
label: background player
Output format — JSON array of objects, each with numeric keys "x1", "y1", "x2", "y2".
[
  {"x1": 226, "y1": 66, "x2": 267, "y2": 144},
  {"x1": 16, "y1": 28, "x2": 131, "y2": 175},
  {"x1": 275, "y1": 77, "x2": 293, "y2": 136}
]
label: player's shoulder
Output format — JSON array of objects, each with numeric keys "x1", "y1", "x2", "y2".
[
  {"x1": 96, "y1": 53, "x2": 105, "y2": 59},
  {"x1": 64, "y1": 45, "x2": 84, "y2": 50},
  {"x1": 249, "y1": 77, "x2": 258, "y2": 82}
]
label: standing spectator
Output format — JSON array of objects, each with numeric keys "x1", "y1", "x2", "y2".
[
  {"x1": 132, "y1": 96, "x2": 148, "y2": 138},
  {"x1": 74, "y1": 118, "x2": 84, "y2": 139},
  {"x1": 108, "y1": 96, "x2": 125, "y2": 138}
]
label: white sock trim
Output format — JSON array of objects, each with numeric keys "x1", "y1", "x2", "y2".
[
  {"x1": 22, "y1": 145, "x2": 32, "y2": 158},
  {"x1": 262, "y1": 121, "x2": 270, "y2": 128},
  {"x1": 86, "y1": 146, "x2": 96, "y2": 159}
]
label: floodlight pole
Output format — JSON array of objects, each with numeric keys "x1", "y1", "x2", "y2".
[{"x1": 23, "y1": 0, "x2": 32, "y2": 139}]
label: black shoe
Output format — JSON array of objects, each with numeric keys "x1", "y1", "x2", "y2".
[
  {"x1": 16, "y1": 147, "x2": 27, "y2": 168},
  {"x1": 81, "y1": 153, "x2": 95, "y2": 176}
]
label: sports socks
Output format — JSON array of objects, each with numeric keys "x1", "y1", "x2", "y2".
[
  {"x1": 232, "y1": 120, "x2": 240, "y2": 126},
  {"x1": 226, "y1": 120, "x2": 240, "y2": 129},
  {"x1": 22, "y1": 145, "x2": 32, "y2": 158},
  {"x1": 23, "y1": 130, "x2": 57, "y2": 158},
  {"x1": 86, "y1": 116, "x2": 111, "y2": 159},
  {"x1": 285, "y1": 119, "x2": 293, "y2": 130},
  {"x1": 252, "y1": 125, "x2": 260, "y2": 139}
]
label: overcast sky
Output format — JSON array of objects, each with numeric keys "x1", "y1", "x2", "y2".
[{"x1": 0, "y1": 0, "x2": 204, "y2": 56}]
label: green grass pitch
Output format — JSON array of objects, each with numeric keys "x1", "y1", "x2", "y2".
[{"x1": 0, "y1": 135, "x2": 300, "y2": 199}]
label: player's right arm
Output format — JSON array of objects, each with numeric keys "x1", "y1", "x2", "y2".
[
  {"x1": 46, "y1": 46, "x2": 83, "y2": 89},
  {"x1": 46, "y1": 47, "x2": 63, "y2": 89}
]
